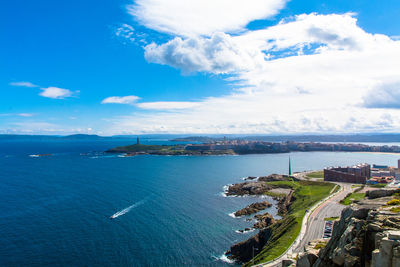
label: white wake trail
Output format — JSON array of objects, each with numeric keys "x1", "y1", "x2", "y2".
[{"x1": 110, "y1": 196, "x2": 150, "y2": 219}]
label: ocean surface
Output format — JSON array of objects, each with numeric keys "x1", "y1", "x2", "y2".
[{"x1": 1, "y1": 139, "x2": 400, "y2": 267}]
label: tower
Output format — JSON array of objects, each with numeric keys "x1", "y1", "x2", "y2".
[
  {"x1": 289, "y1": 156, "x2": 292, "y2": 176},
  {"x1": 137, "y1": 136, "x2": 140, "y2": 145}
]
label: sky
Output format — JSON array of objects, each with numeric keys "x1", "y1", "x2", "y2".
[{"x1": 1, "y1": 0, "x2": 400, "y2": 135}]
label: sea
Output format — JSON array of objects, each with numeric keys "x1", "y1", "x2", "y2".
[{"x1": 1, "y1": 138, "x2": 400, "y2": 267}]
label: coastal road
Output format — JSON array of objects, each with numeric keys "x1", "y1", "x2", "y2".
[
  {"x1": 254, "y1": 175, "x2": 353, "y2": 267},
  {"x1": 293, "y1": 182, "x2": 353, "y2": 253}
]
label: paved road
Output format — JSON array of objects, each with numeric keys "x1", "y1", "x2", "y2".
[{"x1": 294, "y1": 182, "x2": 353, "y2": 253}]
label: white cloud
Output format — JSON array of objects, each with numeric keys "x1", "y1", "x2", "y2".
[
  {"x1": 145, "y1": 32, "x2": 265, "y2": 74},
  {"x1": 103, "y1": 12, "x2": 400, "y2": 134},
  {"x1": 363, "y1": 82, "x2": 400, "y2": 109},
  {"x1": 144, "y1": 13, "x2": 393, "y2": 75},
  {"x1": 128, "y1": 0, "x2": 288, "y2": 36},
  {"x1": 116, "y1": 24, "x2": 136, "y2": 42},
  {"x1": 39, "y1": 87, "x2": 74, "y2": 99},
  {"x1": 9, "y1": 81, "x2": 38, "y2": 88},
  {"x1": 17, "y1": 113, "x2": 34, "y2": 117},
  {"x1": 101, "y1": 95, "x2": 140, "y2": 104},
  {"x1": 137, "y1": 101, "x2": 200, "y2": 110}
]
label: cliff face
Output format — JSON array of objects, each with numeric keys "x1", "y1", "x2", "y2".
[{"x1": 297, "y1": 189, "x2": 400, "y2": 267}]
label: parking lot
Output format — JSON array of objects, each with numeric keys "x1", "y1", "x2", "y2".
[{"x1": 324, "y1": 220, "x2": 333, "y2": 238}]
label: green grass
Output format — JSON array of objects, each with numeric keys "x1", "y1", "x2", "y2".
[
  {"x1": 246, "y1": 180, "x2": 335, "y2": 266},
  {"x1": 340, "y1": 192, "x2": 365, "y2": 205},
  {"x1": 306, "y1": 170, "x2": 324, "y2": 179},
  {"x1": 324, "y1": 216, "x2": 339, "y2": 221},
  {"x1": 265, "y1": 180, "x2": 300, "y2": 190},
  {"x1": 314, "y1": 241, "x2": 328, "y2": 250},
  {"x1": 369, "y1": 183, "x2": 387, "y2": 188},
  {"x1": 390, "y1": 207, "x2": 400, "y2": 213},
  {"x1": 387, "y1": 199, "x2": 400, "y2": 206}
]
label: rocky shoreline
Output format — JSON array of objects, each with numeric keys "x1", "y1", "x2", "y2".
[{"x1": 225, "y1": 174, "x2": 298, "y2": 263}]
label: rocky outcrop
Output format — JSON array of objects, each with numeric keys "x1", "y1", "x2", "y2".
[
  {"x1": 366, "y1": 188, "x2": 399, "y2": 199},
  {"x1": 234, "y1": 201, "x2": 272, "y2": 217},
  {"x1": 278, "y1": 189, "x2": 295, "y2": 215},
  {"x1": 295, "y1": 190, "x2": 400, "y2": 267},
  {"x1": 226, "y1": 181, "x2": 272, "y2": 196},
  {"x1": 258, "y1": 174, "x2": 298, "y2": 182},
  {"x1": 227, "y1": 228, "x2": 272, "y2": 263},
  {"x1": 253, "y1": 213, "x2": 276, "y2": 229},
  {"x1": 297, "y1": 252, "x2": 318, "y2": 267}
]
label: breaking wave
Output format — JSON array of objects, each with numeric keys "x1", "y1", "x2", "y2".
[{"x1": 212, "y1": 254, "x2": 235, "y2": 264}]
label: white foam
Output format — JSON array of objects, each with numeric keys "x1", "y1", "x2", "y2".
[
  {"x1": 235, "y1": 228, "x2": 255, "y2": 234},
  {"x1": 110, "y1": 196, "x2": 150, "y2": 219},
  {"x1": 228, "y1": 212, "x2": 237, "y2": 218},
  {"x1": 215, "y1": 254, "x2": 235, "y2": 264},
  {"x1": 221, "y1": 184, "x2": 232, "y2": 197},
  {"x1": 29, "y1": 154, "x2": 39, "y2": 157}
]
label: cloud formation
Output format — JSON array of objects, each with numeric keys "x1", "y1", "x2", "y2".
[
  {"x1": 101, "y1": 95, "x2": 140, "y2": 104},
  {"x1": 137, "y1": 101, "x2": 200, "y2": 110},
  {"x1": 129, "y1": 0, "x2": 288, "y2": 36},
  {"x1": 363, "y1": 82, "x2": 400, "y2": 109},
  {"x1": 107, "y1": 9, "x2": 400, "y2": 134},
  {"x1": 39, "y1": 87, "x2": 74, "y2": 99},
  {"x1": 115, "y1": 24, "x2": 136, "y2": 42},
  {"x1": 9, "y1": 81, "x2": 38, "y2": 88}
]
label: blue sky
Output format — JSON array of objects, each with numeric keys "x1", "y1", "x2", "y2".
[{"x1": 1, "y1": 0, "x2": 400, "y2": 135}]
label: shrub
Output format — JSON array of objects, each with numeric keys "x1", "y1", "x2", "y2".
[{"x1": 387, "y1": 199, "x2": 400, "y2": 206}]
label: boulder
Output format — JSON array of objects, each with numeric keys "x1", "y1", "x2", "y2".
[
  {"x1": 234, "y1": 201, "x2": 272, "y2": 217},
  {"x1": 253, "y1": 213, "x2": 276, "y2": 229},
  {"x1": 296, "y1": 252, "x2": 318, "y2": 267}
]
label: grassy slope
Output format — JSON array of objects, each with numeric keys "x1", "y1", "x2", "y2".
[
  {"x1": 340, "y1": 192, "x2": 365, "y2": 205},
  {"x1": 306, "y1": 170, "x2": 324, "y2": 179},
  {"x1": 246, "y1": 180, "x2": 335, "y2": 266}
]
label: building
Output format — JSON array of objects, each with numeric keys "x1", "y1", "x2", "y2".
[
  {"x1": 373, "y1": 164, "x2": 389, "y2": 169},
  {"x1": 324, "y1": 163, "x2": 371, "y2": 184}
]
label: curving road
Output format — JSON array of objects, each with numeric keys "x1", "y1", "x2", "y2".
[{"x1": 293, "y1": 182, "x2": 353, "y2": 253}]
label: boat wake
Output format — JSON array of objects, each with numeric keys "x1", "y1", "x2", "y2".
[{"x1": 110, "y1": 196, "x2": 151, "y2": 219}]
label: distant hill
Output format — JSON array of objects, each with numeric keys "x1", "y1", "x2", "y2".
[
  {"x1": 171, "y1": 134, "x2": 400, "y2": 143},
  {"x1": 2, "y1": 133, "x2": 400, "y2": 143}
]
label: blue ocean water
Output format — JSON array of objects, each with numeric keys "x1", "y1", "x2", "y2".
[{"x1": 0, "y1": 139, "x2": 399, "y2": 266}]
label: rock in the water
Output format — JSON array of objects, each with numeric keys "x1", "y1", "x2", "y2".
[
  {"x1": 226, "y1": 182, "x2": 272, "y2": 196},
  {"x1": 234, "y1": 201, "x2": 272, "y2": 217}
]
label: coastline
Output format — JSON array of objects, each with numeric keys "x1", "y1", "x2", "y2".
[{"x1": 223, "y1": 172, "x2": 337, "y2": 266}]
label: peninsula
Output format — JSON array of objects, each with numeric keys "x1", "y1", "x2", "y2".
[{"x1": 106, "y1": 140, "x2": 400, "y2": 156}]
